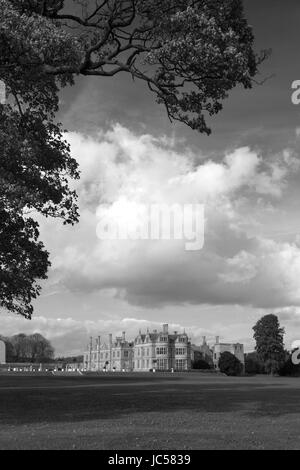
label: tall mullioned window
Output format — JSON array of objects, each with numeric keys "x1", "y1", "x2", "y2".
[
  {"x1": 175, "y1": 359, "x2": 186, "y2": 370},
  {"x1": 156, "y1": 347, "x2": 167, "y2": 355},
  {"x1": 157, "y1": 358, "x2": 168, "y2": 370},
  {"x1": 175, "y1": 348, "x2": 186, "y2": 355}
]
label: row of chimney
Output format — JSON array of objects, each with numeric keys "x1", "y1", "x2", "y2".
[
  {"x1": 88, "y1": 328, "x2": 220, "y2": 350},
  {"x1": 89, "y1": 331, "x2": 126, "y2": 350}
]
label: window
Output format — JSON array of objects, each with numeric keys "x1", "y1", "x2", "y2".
[
  {"x1": 156, "y1": 347, "x2": 167, "y2": 355},
  {"x1": 160, "y1": 336, "x2": 167, "y2": 342},
  {"x1": 124, "y1": 350, "x2": 128, "y2": 358},
  {"x1": 178, "y1": 337, "x2": 186, "y2": 343},
  {"x1": 175, "y1": 348, "x2": 186, "y2": 355},
  {"x1": 157, "y1": 358, "x2": 168, "y2": 370},
  {"x1": 175, "y1": 359, "x2": 186, "y2": 370}
]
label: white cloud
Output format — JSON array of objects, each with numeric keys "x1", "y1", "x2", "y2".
[
  {"x1": 219, "y1": 251, "x2": 259, "y2": 283},
  {"x1": 36, "y1": 124, "x2": 300, "y2": 311}
]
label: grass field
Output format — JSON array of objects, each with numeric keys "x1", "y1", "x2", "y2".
[{"x1": 0, "y1": 372, "x2": 299, "y2": 450}]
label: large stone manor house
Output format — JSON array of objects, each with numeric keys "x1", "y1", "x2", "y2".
[
  {"x1": 83, "y1": 324, "x2": 245, "y2": 372},
  {"x1": 84, "y1": 324, "x2": 191, "y2": 372}
]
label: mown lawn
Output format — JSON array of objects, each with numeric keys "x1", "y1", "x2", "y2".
[{"x1": 0, "y1": 372, "x2": 299, "y2": 449}]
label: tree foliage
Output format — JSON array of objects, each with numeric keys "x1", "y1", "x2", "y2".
[
  {"x1": 244, "y1": 351, "x2": 263, "y2": 375},
  {"x1": 1, "y1": 333, "x2": 55, "y2": 362},
  {"x1": 279, "y1": 349, "x2": 300, "y2": 377},
  {"x1": 0, "y1": 0, "x2": 80, "y2": 318},
  {"x1": 253, "y1": 314, "x2": 285, "y2": 375},
  {"x1": 1, "y1": 0, "x2": 266, "y2": 134},
  {"x1": 0, "y1": 0, "x2": 266, "y2": 318},
  {"x1": 218, "y1": 351, "x2": 243, "y2": 376},
  {"x1": 192, "y1": 358, "x2": 211, "y2": 369}
]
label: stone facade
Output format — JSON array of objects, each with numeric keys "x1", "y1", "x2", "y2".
[
  {"x1": 191, "y1": 336, "x2": 213, "y2": 366},
  {"x1": 134, "y1": 324, "x2": 191, "y2": 371},
  {"x1": 83, "y1": 332, "x2": 134, "y2": 372},
  {"x1": 84, "y1": 324, "x2": 191, "y2": 372},
  {"x1": 84, "y1": 328, "x2": 245, "y2": 373},
  {"x1": 212, "y1": 336, "x2": 245, "y2": 371}
]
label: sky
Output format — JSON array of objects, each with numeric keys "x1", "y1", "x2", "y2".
[{"x1": 2, "y1": 0, "x2": 300, "y2": 356}]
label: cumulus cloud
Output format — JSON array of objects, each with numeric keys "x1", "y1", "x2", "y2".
[{"x1": 36, "y1": 124, "x2": 300, "y2": 311}]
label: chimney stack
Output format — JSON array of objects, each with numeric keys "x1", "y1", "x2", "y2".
[
  {"x1": 109, "y1": 333, "x2": 112, "y2": 345},
  {"x1": 202, "y1": 336, "x2": 206, "y2": 345},
  {"x1": 163, "y1": 323, "x2": 168, "y2": 334},
  {"x1": 122, "y1": 331, "x2": 126, "y2": 341},
  {"x1": 215, "y1": 336, "x2": 219, "y2": 344}
]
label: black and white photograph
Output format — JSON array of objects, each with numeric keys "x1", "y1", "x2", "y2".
[{"x1": 0, "y1": 0, "x2": 300, "y2": 455}]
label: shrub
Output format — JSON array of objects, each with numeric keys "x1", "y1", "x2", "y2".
[
  {"x1": 192, "y1": 359, "x2": 211, "y2": 370},
  {"x1": 218, "y1": 351, "x2": 243, "y2": 376}
]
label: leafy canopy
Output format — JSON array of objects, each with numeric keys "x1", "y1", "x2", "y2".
[
  {"x1": 0, "y1": 0, "x2": 80, "y2": 318},
  {"x1": 2, "y1": 0, "x2": 265, "y2": 134},
  {"x1": 253, "y1": 314, "x2": 285, "y2": 374}
]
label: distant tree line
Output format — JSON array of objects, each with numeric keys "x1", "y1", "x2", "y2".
[
  {"x1": 245, "y1": 350, "x2": 300, "y2": 377},
  {"x1": 192, "y1": 313, "x2": 300, "y2": 377},
  {"x1": 218, "y1": 314, "x2": 300, "y2": 377},
  {"x1": 55, "y1": 355, "x2": 83, "y2": 364},
  {"x1": 0, "y1": 333, "x2": 54, "y2": 363}
]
